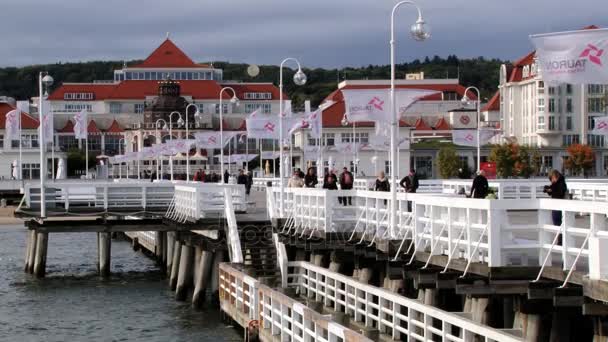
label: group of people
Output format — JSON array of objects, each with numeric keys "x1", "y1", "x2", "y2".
[{"x1": 192, "y1": 168, "x2": 253, "y2": 195}]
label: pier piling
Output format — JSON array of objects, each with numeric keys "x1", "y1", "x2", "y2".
[
  {"x1": 98, "y1": 232, "x2": 111, "y2": 277},
  {"x1": 33, "y1": 232, "x2": 48, "y2": 278},
  {"x1": 169, "y1": 240, "x2": 181, "y2": 291},
  {"x1": 192, "y1": 250, "x2": 213, "y2": 308},
  {"x1": 176, "y1": 244, "x2": 194, "y2": 301}
]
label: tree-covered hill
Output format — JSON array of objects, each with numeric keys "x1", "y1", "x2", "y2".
[{"x1": 0, "y1": 55, "x2": 507, "y2": 108}]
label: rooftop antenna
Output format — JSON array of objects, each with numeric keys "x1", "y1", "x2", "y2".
[{"x1": 166, "y1": 32, "x2": 170, "y2": 40}]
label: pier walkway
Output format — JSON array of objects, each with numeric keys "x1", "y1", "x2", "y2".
[{"x1": 13, "y1": 177, "x2": 608, "y2": 341}]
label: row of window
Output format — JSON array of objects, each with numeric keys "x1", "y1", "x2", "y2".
[
  {"x1": 243, "y1": 92, "x2": 272, "y2": 100},
  {"x1": 244, "y1": 103, "x2": 272, "y2": 114},
  {"x1": 63, "y1": 104, "x2": 93, "y2": 112},
  {"x1": 64, "y1": 93, "x2": 94, "y2": 100},
  {"x1": 114, "y1": 71, "x2": 218, "y2": 82}
]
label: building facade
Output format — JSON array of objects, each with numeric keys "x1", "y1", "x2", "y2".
[
  {"x1": 490, "y1": 33, "x2": 608, "y2": 176},
  {"x1": 46, "y1": 38, "x2": 284, "y2": 176}
]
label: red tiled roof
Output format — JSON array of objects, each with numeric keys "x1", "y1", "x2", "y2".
[
  {"x1": 433, "y1": 117, "x2": 450, "y2": 130},
  {"x1": 0, "y1": 103, "x2": 39, "y2": 129},
  {"x1": 88, "y1": 120, "x2": 102, "y2": 134},
  {"x1": 48, "y1": 83, "x2": 116, "y2": 101},
  {"x1": 414, "y1": 118, "x2": 432, "y2": 131},
  {"x1": 220, "y1": 83, "x2": 287, "y2": 100},
  {"x1": 105, "y1": 119, "x2": 124, "y2": 133},
  {"x1": 481, "y1": 91, "x2": 500, "y2": 112},
  {"x1": 133, "y1": 39, "x2": 197, "y2": 68},
  {"x1": 58, "y1": 120, "x2": 75, "y2": 133},
  {"x1": 107, "y1": 80, "x2": 226, "y2": 100}
]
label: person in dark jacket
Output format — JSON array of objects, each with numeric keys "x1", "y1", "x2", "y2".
[
  {"x1": 297, "y1": 168, "x2": 305, "y2": 179},
  {"x1": 304, "y1": 167, "x2": 318, "y2": 188},
  {"x1": 399, "y1": 169, "x2": 419, "y2": 211},
  {"x1": 322, "y1": 171, "x2": 338, "y2": 190},
  {"x1": 339, "y1": 167, "x2": 354, "y2": 205},
  {"x1": 375, "y1": 171, "x2": 390, "y2": 205},
  {"x1": 223, "y1": 169, "x2": 230, "y2": 183},
  {"x1": 246, "y1": 171, "x2": 253, "y2": 195},
  {"x1": 544, "y1": 170, "x2": 568, "y2": 226},
  {"x1": 469, "y1": 170, "x2": 489, "y2": 199},
  {"x1": 237, "y1": 169, "x2": 248, "y2": 188}
]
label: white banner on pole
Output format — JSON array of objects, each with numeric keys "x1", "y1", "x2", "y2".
[
  {"x1": 341, "y1": 88, "x2": 439, "y2": 134},
  {"x1": 73, "y1": 110, "x2": 87, "y2": 139},
  {"x1": 592, "y1": 116, "x2": 608, "y2": 135},
  {"x1": 40, "y1": 100, "x2": 54, "y2": 142},
  {"x1": 193, "y1": 131, "x2": 240, "y2": 149},
  {"x1": 452, "y1": 129, "x2": 499, "y2": 147},
  {"x1": 530, "y1": 28, "x2": 608, "y2": 84},
  {"x1": 5, "y1": 109, "x2": 19, "y2": 141}
]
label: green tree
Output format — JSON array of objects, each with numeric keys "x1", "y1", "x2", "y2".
[{"x1": 437, "y1": 146, "x2": 461, "y2": 179}]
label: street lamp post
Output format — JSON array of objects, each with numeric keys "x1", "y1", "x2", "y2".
[
  {"x1": 155, "y1": 119, "x2": 168, "y2": 180},
  {"x1": 461, "y1": 86, "x2": 482, "y2": 171},
  {"x1": 168, "y1": 111, "x2": 184, "y2": 181},
  {"x1": 38, "y1": 72, "x2": 53, "y2": 218},
  {"x1": 184, "y1": 103, "x2": 198, "y2": 181},
  {"x1": 218, "y1": 87, "x2": 239, "y2": 179},
  {"x1": 389, "y1": 1, "x2": 430, "y2": 237},
  {"x1": 279, "y1": 58, "x2": 307, "y2": 217}
]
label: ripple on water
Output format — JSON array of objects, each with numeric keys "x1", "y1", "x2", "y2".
[{"x1": 0, "y1": 227, "x2": 240, "y2": 342}]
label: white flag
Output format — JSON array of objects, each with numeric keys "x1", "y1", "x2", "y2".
[
  {"x1": 308, "y1": 108, "x2": 322, "y2": 139},
  {"x1": 73, "y1": 110, "x2": 88, "y2": 139},
  {"x1": 193, "y1": 131, "x2": 240, "y2": 149},
  {"x1": 246, "y1": 117, "x2": 281, "y2": 139},
  {"x1": 334, "y1": 142, "x2": 360, "y2": 153},
  {"x1": 592, "y1": 116, "x2": 608, "y2": 135},
  {"x1": 366, "y1": 135, "x2": 409, "y2": 151},
  {"x1": 342, "y1": 88, "x2": 439, "y2": 135},
  {"x1": 40, "y1": 100, "x2": 54, "y2": 143},
  {"x1": 530, "y1": 28, "x2": 608, "y2": 84},
  {"x1": 452, "y1": 129, "x2": 499, "y2": 147},
  {"x1": 288, "y1": 114, "x2": 310, "y2": 135},
  {"x1": 171, "y1": 139, "x2": 195, "y2": 153},
  {"x1": 5, "y1": 109, "x2": 19, "y2": 141}
]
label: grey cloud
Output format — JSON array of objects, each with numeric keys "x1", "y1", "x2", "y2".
[{"x1": 0, "y1": 0, "x2": 606, "y2": 68}]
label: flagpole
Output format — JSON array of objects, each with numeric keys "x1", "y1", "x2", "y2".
[
  {"x1": 18, "y1": 110, "x2": 22, "y2": 180},
  {"x1": 85, "y1": 135, "x2": 89, "y2": 179}
]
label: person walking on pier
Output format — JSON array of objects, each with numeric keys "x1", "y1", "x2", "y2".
[
  {"x1": 246, "y1": 170, "x2": 253, "y2": 195},
  {"x1": 323, "y1": 170, "x2": 338, "y2": 190},
  {"x1": 400, "y1": 169, "x2": 419, "y2": 211},
  {"x1": 374, "y1": 171, "x2": 390, "y2": 205},
  {"x1": 544, "y1": 170, "x2": 568, "y2": 227},
  {"x1": 237, "y1": 169, "x2": 249, "y2": 189},
  {"x1": 304, "y1": 167, "x2": 318, "y2": 188},
  {"x1": 469, "y1": 170, "x2": 489, "y2": 199},
  {"x1": 223, "y1": 169, "x2": 230, "y2": 184},
  {"x1": 339, "y1": 167, "x2": 354, "y2": 206},
  {"x1": 288, "y1": 170, "x2": 304, "y2": 188}
]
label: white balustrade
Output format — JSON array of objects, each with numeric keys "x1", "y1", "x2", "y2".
[
  {"x1": 23, "y1": 180, "x2": 175, "y2": 211},
  {"x1": 166, "y1": 183, "x2": 247, "y2": 223},
  {"x1": 287, "y1": 261, "x2": 523, "y2": 342},
  {"x1": 219, "y1": 262, "x2": 374, "y2": 342}
]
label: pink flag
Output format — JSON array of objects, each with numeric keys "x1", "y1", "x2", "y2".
[
  {"x1": 5, "y1": 109, "x2": 19, "y2": 141},
  {"x1": 73, "y1": 110, "x2": 88, "y2": 139}
]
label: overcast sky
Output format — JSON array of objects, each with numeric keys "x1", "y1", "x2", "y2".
[{"x1": 1, "y1": 0, "x2": 607, "y2": 68}]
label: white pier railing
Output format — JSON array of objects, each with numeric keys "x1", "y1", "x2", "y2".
[
  {"x1": 287, "y1": 261, "x2": 523, "y2": 342},
  {"x1": 23, "y1": 181, "x2": 175, "y2": 211},
  {"x1": 165, "y1": 183, "x2": 247, "y2": 223},
  {"x1": 269, "y1": 186, "x2": 608, "y2": 282},
  {"x1": 219, "y1": 262, "x2": 373, "y2": 342}
]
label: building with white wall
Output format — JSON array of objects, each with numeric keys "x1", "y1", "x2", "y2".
[
  {"x1": 489, "y1": 25, "x2": 608, "y2": 176},
  {"x1": 291, "y1": 77, "x2": 480, "y2": 179},
  {"x1": 46, "y1": 38, "x2": 283, "y2": 176}
]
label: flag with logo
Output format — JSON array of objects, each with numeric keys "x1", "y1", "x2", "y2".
[
  {"x1": 288, "y1": 114, "x2": 310, "y2": 135},
  {"x1": 530, "y1": 28, "x2": 608, "y2": 84},
  {"x1": 248, "y1": 108, "x2": 260, "y2": 119},
  {"x1": 366, "y1": 135, "x2": 409, "y2": 151},
  {"x1": 592, "y1": 116, "x2": 608, "y2": 135},
  {"x1": 73, "y1": 110, "x2": 88, "y2": 139},
  {"x1": 452, "y1": 129, "x2": 499, "y2": 147},
  {"x1": 193, "y1": 131, "x2": 240, "y2": 148},
  {"x1": 246, "y1": 117, "x2": 281, "y2": 139},
  {"x1": 40, "y1": 100, "x2": 54, "y2": 143},
  {"x1": 5, "y1": 109, "x2": 19, "y2": 141},
  {"x1": 308, "y1": 108, "x2": 322, "y2": 139},
  {"x1": 342, "y1": 88, "x2": 440, "y2": 134}
]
